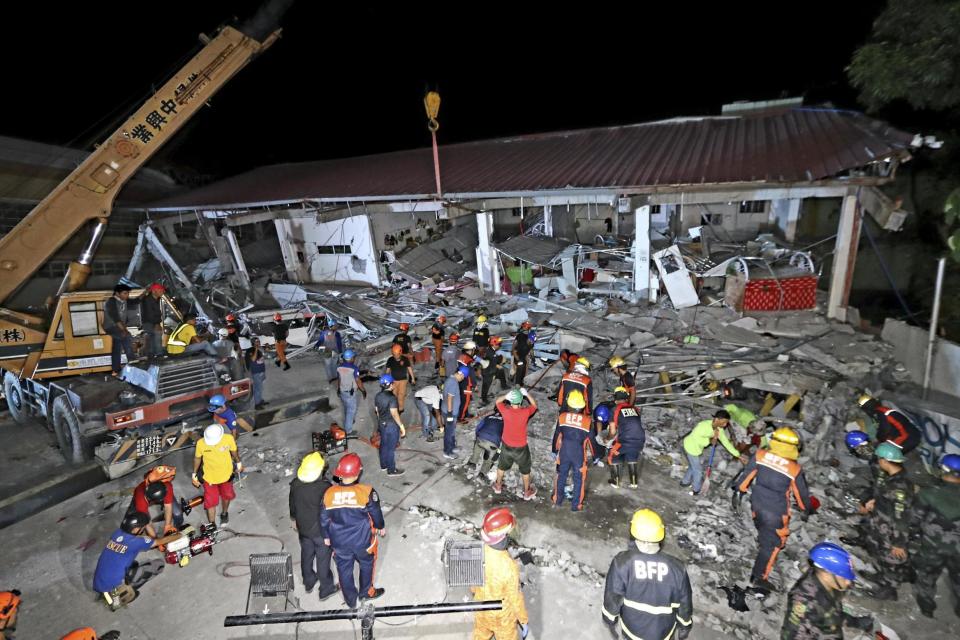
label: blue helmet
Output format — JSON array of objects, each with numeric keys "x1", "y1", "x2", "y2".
[
  {"x1": 457, "y1": 366, "x2": 471, "y2": 377},
  {"x1": 528, "y1": 330, "x2": 537, "y2": 343},
  {"x1": 343, "y1": 349, "x2": 356, "y2": 361},
  {"x1": 379, "y1": 373, "x2": 395, "y2": 386},
  {"x1": 207, "y1": 394, "x2": 226, "y2": 412},
  {"x1": 327, "y1": 318, "x2": 336, "y2": 328},
  {"x1": 844, "y1": 431, "x2": 870, "y2": 449},
  {"x1": 941, "y1": 454, "x2": 960, "y2": 475},
  {"x1": 593, "y1": 404, "x2": 612, "y2": 424},
  {"x1": 809, "y1": 542, "x2": 855, "y2": 581}
]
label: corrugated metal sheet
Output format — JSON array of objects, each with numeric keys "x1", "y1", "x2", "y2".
[
  {"x1": 145, "y1": 108, "x2": 914, "y2": 211},
  {"x1": 494, "y1": 236, "x2": 570, "y2": 267}
]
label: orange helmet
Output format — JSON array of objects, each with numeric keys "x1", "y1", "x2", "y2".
[
  {"x1": 490, "y1": 336, "x2": 503, "y2": 347},
  {"x1": 60, "y1": 629, "x2": 97, "y2": 640},
  {"x1": 399, "y1": 322, "x2": 410, "y2": 331},
  {"x1": 145, "y1": 465, "x2": 176, "y2": 484},
  {"x1": 520, "y1": 321, "x2": 532, "y2": 330},
  {"x1": 481, "y1": 507, "x2": 516, "y2": 544},
  {"x1": 273, "y1": 312, "x2": 283, "y2": 321},
  {"x1": 335, "y1": 453, "x2": 362, "y2": 479},
  {"x1": 450, "y1": 333, "x2": 460, "y2": 343},
  {"x1": 437, "y1": 315, "x2": 447, "y2": 323},
  {"x1": 226, "y1": 313, "x2": 237, "y2": 322},
  {"x1": 391, "y1": 344, "x2": 403, "y2": 356}
]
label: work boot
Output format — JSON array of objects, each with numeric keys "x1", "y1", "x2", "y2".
[
  {"x1": 318, "y1": 584, "x2": 339, "y2": 601},
  {"x1": 386, "y1": 468, "x2": 406, "y2": 476},
  {"x1": 751, "y1": 577, "x2": 777, "y2": 593},
  {"x1": 869, "y1": 585, "x2": 898, "y2": 601},
  {"x1": 283, "y1": 362, "x2": 291, "y2": 371},
  {"x1": 220, "y1": 513, "x2": 229, "y2": 525},
  {"x1": 627, "y1": 463, "x2": 639, "y2": 488},
  {"x1": 608, "y1": 465, "x2": 621, "y2": 488},
  {"x1": 275, "y1": 359, "x2": 281, "y2": 367},
  {"x1": 360, "y1": 588, "x2": 385, "y2": 601}
]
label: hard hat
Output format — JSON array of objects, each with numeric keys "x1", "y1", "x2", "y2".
[
  {"x1": 450, "y1": 333, "x2": 460, "y2": 343},
  {"x1": 297, "y1": 451, "x2": 326, "y2": 483},
  {"x1": 614, "y1": 386, "x2": 629, "y2": 400},
  {"x1": 274, "y1": 312, "x2": 283, "y2": 321},
  {"x1": 480, "y1": 507, "x2": 516, "y2": 544},
  {"x1": 566, "y1": 389, "x2": 586, "y2": 410},
  {"x1": 327, "y1": 318, "x2": 336, "y2": 327},
  {"x1": 399, "y1": 322, "x2": 410, "y2": 331},
  {"x1": 60, "y1": 628, "x2": 98, "y2": 640},
  {"x1": 145, "y1": 465, "x2": 176, "y2": 484},
  {"x1": 771, "y1": 427, "x2": 800, "y2": 445},
  {"x1": 217, "y1": 327, "x2": 229, "y2": 338},
  {"x1": 148, "y1": 283, "x2": 166, "y2": 293},
  {"x1": 335, "y1": 453, "x2": 362, "y2": 479},
  {"x1": 630, "y1": 509, "x2": 665, "y2": 542},
  {"x1": 226, "y1": 314, "x2": 237, "y2": 322},
  {"x1": 379, "y1": 373, "x2": 395, "y2": 387},
  {"x1": 343, "y1": 349, "x2": 356, "y2": 361},
  {"x1": 476, "y1": 315, "x2": 488, "y2": 324},
  {"x1": 464, "y1": 340, "x2": 477, "y2": 350},
  {"x1": 609, "y1": 356, "x2": 626, "y2": 369},
  {"x1": 940, "y1": 454, "x2": 960, "y2": 475},
  {"x1": 844, "y1": 431, "x2": 870, "y2": 449},
  {"x1": 857, "y1": 393, "x2": 873, "y2": 407},
  {"x1": 875, "y1": 442, "x2": 904, "y2": 463},
  {"x1": 489, "y1": 336, "x2": 503, "y2": 347},
  {"x1": 508, "y1": 389, "x2": 524, "y2": 405},
  {"x1": 203, "y1": 424, "x2": 224, "y2": 446},
  {"x1": 391, "y1": 344, "x2": 403, "y2": 356},
  {"x1": 593, "y1": 404, "x2": 612, "y2": 423},
  {"x1": 809, "y1": 542, "x2": 855, "y2": 581},
  {"x1": 145, "y1": 482, "x2": 167, "y2": 504},
  {"x1": 207, "y1": 394, "x2": 227, "y2": 412},
  {"x1": 456, "y1": 366, "x2": 471, "y2": 378},
  {"x1": 576, "y1": 357, "x2": 591, "y2": 369},
  {"x1": 520, "y1": 321, "x2": 532, "y2": 330},
  {"x1": 437, "y1": 315, "x2": 446, "y2": 323},
  {"x1": 528, "y1": 330, "x2": 537, "y2": 343},
  {"x1": 121, "y1": 511, "x2": 150, "y2": 534}
]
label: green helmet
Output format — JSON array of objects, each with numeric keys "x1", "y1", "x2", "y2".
[
  {"x1": 507, "y1": 389, "x2": 523, "y2": 405},
  {"x1": 875, "y1": 442, "x2": 904, "y2": 463}
]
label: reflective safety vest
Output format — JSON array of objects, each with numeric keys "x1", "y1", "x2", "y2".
[{"x1": 166, "y1": 323, "x2": 193, "y2": 354}]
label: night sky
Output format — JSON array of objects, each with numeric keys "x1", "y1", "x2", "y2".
[{"x1": 3, "y1": 1, "x2": 887, "y2": 178}]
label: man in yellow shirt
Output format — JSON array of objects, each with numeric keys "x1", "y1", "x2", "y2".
[
  {"x1": 681, "y1": 409, "x2": 746, "y2": 495},
  {"x1": 166, "y1": 314, "x2": 218, "y2": 357},
  {"x1": 192, "y1": 424, "x2": 243, "y2": 525},
  {"x1": 472, "y1": 507, "x2": 529, "y2": 639}
]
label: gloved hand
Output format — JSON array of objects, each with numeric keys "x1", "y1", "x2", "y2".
[
  {"x1": 236, "y1": 462, "x2": 244, "y2": 473},
  {"x1": 480, "y1": 359, "x2": 490, "y2": 368},
  {"x1": 191, "y1": 473, "x2": 201, "y2": 488},
  {"x1": 519, "y1": 623, "x2": 529, "y2": 639}
]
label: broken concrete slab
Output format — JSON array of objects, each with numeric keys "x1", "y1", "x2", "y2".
[{"x1": 630, "y1": 331, "x2": 660, "y2": 349}]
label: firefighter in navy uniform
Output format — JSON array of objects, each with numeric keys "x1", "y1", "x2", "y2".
[
  {"x1": 856, "y1": 394, "x2": 921, "y2": 454},
  {"x1": 606, "y1": 387, "x2": 645, "y2": 489},
  {"x1": 608, "y1": 356, "x2": 636, "y2": 406},
  {"x1": 557, "y1": 357, "x2": 593, "y2": 413},
  {"x1": 603, "y1": 509, "x2": 693, "y2": 640},
  {"x1": 320, "y1": 453, "x2": 387, "y2": 608},
  {"x1": 734, "y1": 427, "x2": 813, "y2": 591},
  {"x1": 473, "y1": 315, "x2": 491, "y2": 356},
  {"x1": 551, "y1": 389, "x2": 601, "y2": 512}
]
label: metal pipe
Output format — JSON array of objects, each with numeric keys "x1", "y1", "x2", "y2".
[
  {"x1": 78, "y1": 218, "x2": 109, "y2": 265},
  {"x1": 223, "y1": 600, "x2": 503, "y2": 627},
  {"x1": 56, "y1": 217, "x2": 109, "y2": 297},
  {"x1": 922, "y1": 257, "x2": 946, "y2": 398}
]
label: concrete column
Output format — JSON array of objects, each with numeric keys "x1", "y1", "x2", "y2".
[
  {"x1": 475, "y1": 211, "x2": 500, "y2": 293},
  {"x1": 222, "y1": 227, "x2": 250, "y2": 288},
  {"x1": 544, "y1": 204, "x2": 553, "y2": 237},
  {"x1": 785, "y1": 198, "x2": 801, "y2": 242},
  {"x1": 827, "y1": 193, "x2": 861, "y2": 321},
  {"x1": 633, "y1": 205, "x2": 651, "y2": 298},
  {"x1": 273, "y1": 219, "x2": 299, "y2": 280}
]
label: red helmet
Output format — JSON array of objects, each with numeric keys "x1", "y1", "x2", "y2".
[
  {"x1": 226, "y1": 313, "x2": 237, "y2": 322},
  {"x1": 490, "y1": 336, "x2": 503, "y2": 347},
  {"x1": 450, "y1": 333, "x2": 460, "y2": 343},
  {"x1": 335, "y1": 453, "x2": 362, "y2": 479},
  {"x1": 148, "y1": 283, "x2": 166, "y2": 293},
  {"x1": 481, "y1": 507, "x2": 516, "y2": 544},
  {"x1": 391, "y1": 344, "x2": 403, "y2": 356},
  {"x1": 399, "y1": 322, "x2": 410, "y2": 331},
  {"x1": 274, "y1": 312, "x2": 283, "y2": 321},
  {"x1": 520, "y1": 321, "x2": 532, "y2": 330},
  {"x1": 437, "y1": 315, "x2": 446, "y2": 323}
]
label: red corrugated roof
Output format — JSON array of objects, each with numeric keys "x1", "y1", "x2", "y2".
[{"x1": 145, "y1": 108, "x2": 913, "y2": 211}]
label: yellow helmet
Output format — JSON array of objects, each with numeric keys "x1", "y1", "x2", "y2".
[
  {"x1": 297, "y1": 451, "x2": 326, "y2": 483},
  {"x1": 477, "y1": 315, "x2": 488, "y2": 324},
  {"x1": 566, "y1": 389, "x2": 587, "y2": 410},
  {"x1": 630, "y1": 509, "x2": 665, "y2": 542},
  {"x1": 576, "y1": 356, "x2": 590, "y2": 369},
  {"x1": 609, "y1": 356, "x2": 626, "y2": 369},
  {"x1": 857, "y1": 394, "x2": 873, "y2": 407},
  {"x1": 614, "y1": 386, "x2": 629, "y2": 399},
  {"x1": 771, "y1": 427, "x2": 800, "y2": 446}
]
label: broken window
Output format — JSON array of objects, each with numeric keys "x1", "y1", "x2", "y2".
[
  {"x1": 69, "y1": 302, "x2": 100, "y2": 337},
  {"x1": 316, "y1": 245, "x2": 351, "y2": 255},
  {"x1": 739, "y1": 200, "x2": 767, "y2": 213},
  {"x1": 650, "y1": 204, "x2": 661, "y2": 214}
]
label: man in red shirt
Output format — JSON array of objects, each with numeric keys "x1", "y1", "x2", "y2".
[
  {"x1": 128, "y1": 465, "x2": 182, "y2": 537},
  {"x1": 493, "y1": 388, "x2": 538, "y2": 500}
]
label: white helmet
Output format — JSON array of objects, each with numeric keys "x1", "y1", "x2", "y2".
[
  {"x1": 574, "y1": 363, "x2": 589, "y2": 375},
  {"x1": 463, "y1": 340, "x2": 477, "y2": 350},
  {"x1": 203, "y1": 424, "x2": 224, "y2": 446},
  {"x1": 217, "y1": 328, "x2": 229, "y2": 338}
]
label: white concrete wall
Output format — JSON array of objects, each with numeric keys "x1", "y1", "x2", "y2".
[
  {"x1": 274, "y1": 214, "x2": 380, "y2": 286},
  {"x1": 882, "y1": 319, "x2": 960, "y2": 398}
]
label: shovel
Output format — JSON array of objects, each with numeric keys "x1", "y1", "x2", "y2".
[{"x1": 700, "y1": 442, "x2": 718, "y2": 494}]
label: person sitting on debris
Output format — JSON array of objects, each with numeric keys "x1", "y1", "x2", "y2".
[
  {"x1": 458, "y1": 340, "x2": 481, "y2": 421},
  {"x1": 442, "y1": 333, "x2": 460, "y2": 381},
  {"x1": 494, "y1": 388, "x2": 538, "y2": 500},
  {"x1": 192, "y1": 424, "x2": 243, "y2": 526},
  {"x1": 385, "y1": 344, "x2": 416, "y2": 414},
  {"x1": 289, "y1": 452, "x2": 339, "y2": 601},
  {"x1": 336, "y1": 349, "x2": 365, "y2": 435},
  {"x1": 468, "y1": 407, "x2": 505, "y2": 479},
  {"x1": 244, "y1": 336, "x2": 268, "y2": 410},
  {"x1": 0, "y1": 590, "x2": 21, "y2": 640},
  {"x1": 224, "y1": 313, "x2": 242, "y2": 354},
  {"x1": 910, "y1": 453, "x2": 960, "y2": 618},
  {"x1": 608, "y1": 356, "x2": 636, "y2": 406},
  {"x1": 552, "y1": 389, "x2": 601, "y2": 512},
  {"x1": 480, "y1": 336, "x2": 509, "y2": 405},
  {"x1": 511, "y1": 322, "x2": 533, "y2": 386},
  {"x1": 212, "y1": 328, "x2": 236, "y2": 360},
  {"x1": 166, "y1": 313, "x2": 218, "y2": 358},
  {"x1": 781, "y1": 542, "x2": 873, "y2": 639},
  {"x1": 207, "y1": 394, "x2": 252, "y2": 439},
  {"x1": 141, "y1": 283, "x2": 166, "y2": 359},
  {"x1": 103, "y1": 283, "x2": 136, "y2": 377},
  {"x1": 844, "y1": 430, "x2": 874, "y2": 460},
  {"x1": 393, "y1": 322, "x2": 413, "y2": 359},
  {"x1": 603, "y1": 509, "x2": 693, "y2": 640},
  {"x1": 606, "y1": 387, "x2": 645, "y2": 489},
  {"x1": 92, "y1": 511, "x2": 179, "y2": 611},
  {"x1": 430, "y1": 315, "x2": 446, "y2": 373},
  {"x1": 316, "y1": 318, "x2": 343, "y2": 381},
  {"x1": 473, "y1": 315, "x2": 491, "y2": 356},
  {"x1": 414, "y1": 383, "x2": 442, "y2": 443},
  {"x1": 374, "y1": 374, "x2": 407, "y2": 477},
  {"x1": 558, "y1": 357, "x2": 594, "y2": 414},
  {"x1": 472, "y1": 507, "x2": 530, "y2": 640},
  {"x1": 841, "y1": 442, "x2": 915, "y2": 601},
  {"x1": 272, "y1": 312, "x2": 291, "y2": 370},
  {"x1": 321, "y1": 453, "x2": 386, "y2": 608},
  {"x1": 734, "y1": 427, "x2": 811, "y2": 592},
  {"x1": 681, "y1": 410, "x2": 744, "y2": 496},
  {"x1": 856, "y1": 394, "x2": 921, "y2": 454},
  {"x1": 442, "y1": 366, "x2": 468, "y2": 459},
  {"x1": 128, "y1": 465, "x2": 182, "y2": 537}
]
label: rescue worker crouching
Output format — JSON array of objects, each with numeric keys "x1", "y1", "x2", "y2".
[
  {"x1": 856, "y1": 394, "x2": 921, "y2": 454},
  {"x1": 681, "y1": 410, "x2": 745, "y2": 495},
  {"x1": 472, "y1": 508, "x2": 530, "y2": 640},
  {"x1": 911, "y1": 453, "x2": 960, "y2": 618},
  {"x1": 468, "y1": 408, "x2": 505, "y2": 479},
  {"x1": 551, "y1": 389, "x2": 601, "y2": 512},
  {"x1": 289, "y1": 452, "x2": 339, "y2": 601},
  {"x1": 605, "y1": 387, "x2": 646, "y2": 489},
  {"x1": 603, "y1": 509, "x2": 693, "y2": 640},
  {"x1": 557, "y1": 357, "x2": 593, "y2": 414},
  {"x1": 844, "y1": 430, "x2": 875, "y2": 461},
  {"x1": 128, "y1": 465, "x2": 182, "y2": 537},
  {"x1": 59, "y1": 629, "x2": 120, "y2": 640}
]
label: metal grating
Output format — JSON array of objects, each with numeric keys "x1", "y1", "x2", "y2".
[
  {"x1": 443, "y1": 539, "x2": 485, "y2": 587},
  {"x1": 156, "y1": 358, "x2": 219, "y2": 398},
  {"x1": 250, "y1": 553, "x2": 294, "y2": 596}
]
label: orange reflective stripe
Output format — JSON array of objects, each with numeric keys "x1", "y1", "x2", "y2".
[{"x1": 738, "y1": 469, "x2": 758, "y2": 493}]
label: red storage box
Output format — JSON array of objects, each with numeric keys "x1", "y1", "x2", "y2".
[{"x1": 725, "y1": 274, "x2": 817, "y2": 312}]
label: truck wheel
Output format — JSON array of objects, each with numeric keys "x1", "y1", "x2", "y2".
[
  {"x1": 52, "y1": 395, "x2": 91, "y2": 464},
  {"x1": 3, "y1": 371, "x2": 29, "y2": 424}
]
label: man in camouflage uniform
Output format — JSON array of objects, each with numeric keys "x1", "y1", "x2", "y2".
[
  {"x1": 911, "y1": 453, "x2": 960, "y2": 618},
  {"x1": 781, "y1": 542, "x2": 873, "y2": 639},
  {"x1": 842, "y1": 442, "x2": 915, "y2": 601}
]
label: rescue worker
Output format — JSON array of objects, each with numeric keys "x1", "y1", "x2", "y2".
[
  {"x1": 128, "y1": 465, "x2": 182, "y2": 537},
  {"x1": 608, "y1": 356, "x2": 636, "y2": 405},
  {"x1": 606, "y1": 387, "x2": 645, "y2": 489},
  {"x1": 442, "y1": 366, "x2": 468, "y2": 459},
  {"x1": 442, "y1": 333, "x2": 461, "y2": 382},
  {"x1": 192, "y1": 423, "x2": 243, "y2": 525},
  {"x1": 734, "y1": 427, "x2": 812, "y2": 591},
  {"x1": 558, "y1": 357, "x2": 593, "y2": 413},
  {"x1": 244, "y1": 336, "x2": 268, "y2": 409},
  {"x1": 384, "y1": 344, "x2": 416, "y2": 414},
  {"x1": 289, "y1": 452, "x2": 338, "y2": 600},
  {"x1": 473, "y1": 315, "x2": 491, "y2": 356},
  {"x1": 207, "y1": 394, "x2": 252, "y2": 439},
  {"x1": 374, "y1": 374, "x2": 407, "y2": 476},
  {"x1": 212, "y1": 328, "x2": 235, "y2": 360},
  {"x1": 559, "y1": 349, "x2": 580, "y2": 374},
  {"x1": 431, "y1": 315, "x2": 447, "y2": 373},
  {"x1": 681, "y1": 410, "x2": 745, "y2": 495},
  {"x1": 782, "y1": 542, "x2": 874, "y2": 639},
  {"x1": 593, "y1": 400, "x2": 616, "y2": 436},
  {"x1": 471, "y1": 508, "x2": 530, "y2": 640},
  {"x1": 551, "y1": 389, "x2": 600, "y2": 512},
  {"x1": 273, "y1": 312, "x2": 291, "y2": 370},
  {"x1": 480, "y1": 335, "x2": 509, "y2": 404},
  {"x1": 59, "y1": 629, "x2": 120, "y2": 640},
  {"x1": 414, "y1": 383, "x2": 442, "y2": 442},
  {"x1": 494, "y1": 388, "x2": 538, "y2": 500},
  {"x1": 911, "y1": 453, "x2": 960, "y2": 618},
  {"x1": 92, "y1": 511, "x2": 179, "y2": 610},
  {"x1": 511, "y1": 322, "x2": 533, "y2": 386},
  {"x1": 336, "y1": 349, "x2": 366, "y2": 435},
  {"x1": 857, "y1": 394, "x2": 921, "y2": 454},
  {"x1": 316, "y1": 318, "x2": 344, "y2": 381},
  {"x1": 166, "y1": 314, "x2": 218, "y2": 357},
  {"x1": 392, "y1": 322, "x2": 413, "y2": 359},
  {"x1": 458, "y1": 340, "x2": 480, "y2": 420},
  {"x1": 468, "y1": 408, "x2": 504, "y2": 478},
  {"x1": 841, "y1": 442, "x2": 915, "y2": 600},
  {"x1": 104, "y1": 283, "x2": 135, "y2": 376},
  {"x1": 723, "y1": 403, "x2": 759, "y2": 453},
  {"x1": 321, "y1": 453, "x2": 386, "y2": 607},
  {"x1": 224, "y1": 312, "x2": 242, "y2": 356},
  {"x1": 0, "y1": 590, "x2": 20, "y2": 640},
  {"x1": 603, "y1": 509, "x2": 693, "y2": 640},
  {"x1": 141, "y1": 283, "x2": 165, "y2": 359},
  {"x1": 843, "y1": 430, "x2": 874, "y2": 461}
]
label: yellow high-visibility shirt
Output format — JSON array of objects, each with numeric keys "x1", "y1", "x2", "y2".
[
  {"x1": 194, "y1": 434, "x2": 237, "y2": 484},
  {"x1": 167, "y1": 323, "x2": 197, "y2": 354}
]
